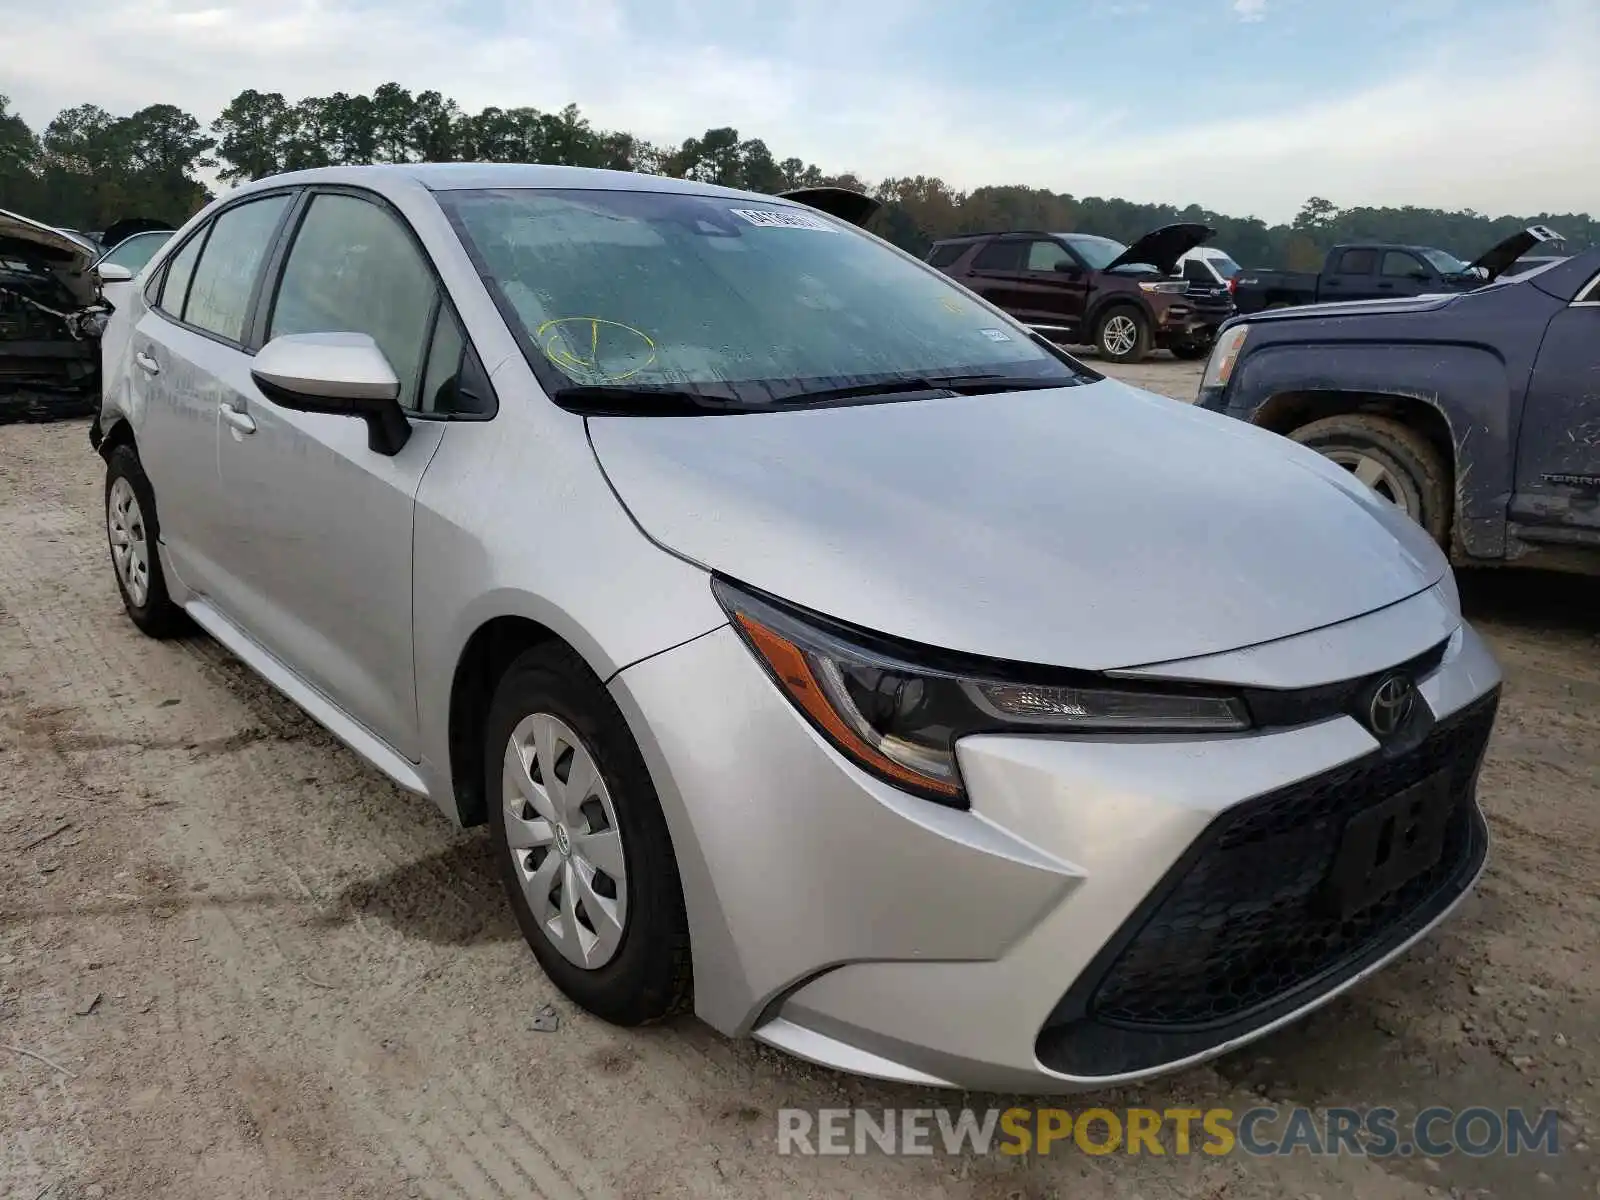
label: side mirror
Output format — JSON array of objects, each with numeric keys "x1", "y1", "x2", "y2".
[
  {"x1": 250, "y1": 332, "x2": 411, "y2": 456},
  {"x1": 1410, "y1": 270, "x2": 1432, "y2": 283},
  {"x1": 1052, "y1": 260, "x2": 1081, "y2": 276},
  {"x1": 96, "y1": 262, "x2": 133, "y2": 284}
]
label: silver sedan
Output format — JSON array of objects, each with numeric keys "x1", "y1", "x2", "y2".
[{"x1": 94, "y1": 163, "x2": 1501, "y2": 1092}]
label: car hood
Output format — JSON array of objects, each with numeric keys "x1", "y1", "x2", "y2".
[
  {"x1": 0, "y1": 207, "x2": 98, "y2": 306},
  {"x1": 1467, "y1": 224, "x2": 1564, "y2": 282},
  {"x1": 1239, "y1": 293, "x2": 1459, "y2": 325},
  {"x1": 588, "y1": 379, "x2": 1449, "y2": 671},
  {"x1": 1106, "y1": 223, "x2": 1215, "y2": 275}
]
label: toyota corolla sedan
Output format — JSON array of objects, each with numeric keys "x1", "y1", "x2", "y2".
[{"x1": 94, "y1": 164, "x2": 1501, "y2": 1092}]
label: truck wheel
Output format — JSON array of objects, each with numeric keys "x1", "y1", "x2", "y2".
[
  {"x1": 1290, "y1": 414, "x2": 1451, "y2": 545},
  {"x1": 1094, "y1": 307, "x2": 1152, "y2": 364}
]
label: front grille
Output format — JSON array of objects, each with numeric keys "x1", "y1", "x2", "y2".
[{"x1": 1037, "y1": 688, "x2": 1498, "y2": 1077}]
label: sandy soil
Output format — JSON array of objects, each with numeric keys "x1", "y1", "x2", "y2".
[{"x1": 2, "y1": 365, "x2": 1597, "y2": 1199}]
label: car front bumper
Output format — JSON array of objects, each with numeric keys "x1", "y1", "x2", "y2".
[{"x1": 607, "y1": 582, "x2": 1500, "y2": 1093}]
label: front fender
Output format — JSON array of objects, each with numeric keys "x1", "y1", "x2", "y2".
[{"x1": 1224, "y1": 342, "x2": 1514, "y2": 559}]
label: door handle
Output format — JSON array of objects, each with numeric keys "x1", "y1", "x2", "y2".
[
  {"x1": 219, "y1": 402, "x2": 256, "y2": 435},
  {"x1": 134, "y1": 351, "x2": 160, "y2": 376}
]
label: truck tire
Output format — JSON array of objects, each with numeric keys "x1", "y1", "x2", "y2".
[
  {"x1": 1290, "y1": 413, "x2": 1451, "y2": 546},
  {"x1": 1094, "y1": 306, "x2": 1152, "y2": 364}
]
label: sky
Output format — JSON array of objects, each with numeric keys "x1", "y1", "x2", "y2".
[{"x1": 2, "y1": 0, "x2": 1596, "y2": 224}]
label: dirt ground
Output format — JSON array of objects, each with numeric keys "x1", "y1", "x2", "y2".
[{"x1": 2, "y1": 357, "x2": 1597, "y2": 1199}]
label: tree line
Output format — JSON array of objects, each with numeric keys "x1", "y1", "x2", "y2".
[{"x1": 3, "y1": 84, "x2": 1594, "y2": 270}]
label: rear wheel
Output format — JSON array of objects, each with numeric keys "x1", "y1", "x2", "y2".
[
  {"x1": 104, "y1": 445, "x2": 188, "y2": 637},
  {"x1": 1291, "y1": 413, "x2": 1451, "y2": 545},
  {"x1": 1094, "y1": 306, "x2": 1152, "y2": 364},
  {"x1": 486, "y1": 642, "x2": 692, "y2": 1026}
]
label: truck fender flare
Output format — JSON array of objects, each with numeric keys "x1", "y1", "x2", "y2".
[{"x1": 1230, "y1": 342, "x2": 1513, "y2": 559}]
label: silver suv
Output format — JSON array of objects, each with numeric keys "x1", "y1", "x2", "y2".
[{"x1": 95, "y1": 164, "x2": 1501, "y2": 1093}]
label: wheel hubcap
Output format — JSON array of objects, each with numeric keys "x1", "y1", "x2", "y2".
[
  {"x1": 502, "y1": 713, "x2": 627, "y2": 970},
  {"x1": 1324, "y1": 449, "x2": 1416, "y2": 516},
  {"x1": 107, "y1": 477, "x2": 151, "y2": 608},
  {"x1": 1103, "y1": 315, "x2": 1137, "y2": 356}
]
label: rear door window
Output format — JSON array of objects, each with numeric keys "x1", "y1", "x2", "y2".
[
  {"x1": 156, "y1": 230, "x2": 206, "y2": 317},
  {"x1": 183, "y1": 195, "x2": 292, "y2": 342},
  {"x1": 972, "y1": 240, "x2": 1026, "y2": 272},
  {"x1": 1335, "y1": 248, "x2": 1377, "y2": 276}
]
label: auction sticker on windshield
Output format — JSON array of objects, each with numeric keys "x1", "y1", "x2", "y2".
[{"x1": 728, "y1": 208, "x2": 837, "y2": 231}]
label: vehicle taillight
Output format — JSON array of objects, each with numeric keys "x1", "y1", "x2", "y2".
[{"x1": 1227, "y1": 277, "x2": 1237, "y2": 295}]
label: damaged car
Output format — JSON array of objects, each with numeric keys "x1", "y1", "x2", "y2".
[{"x1": 1, "y1": 207, "x2": 121, "y2": 420}]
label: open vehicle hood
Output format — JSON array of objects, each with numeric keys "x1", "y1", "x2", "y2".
[
  {"x1": 1467, "y1": 224, "x2": 1563, "y2": 283},
  {"x1": 1106, "y1": 222, "x2": 1215, "y2": 274},
  {"x1": 776, "y1": 187, "x2": 882, "y2": 228},
  {"x1": 0, "y1": 207, "x2": 98, "y2": 307},
  {"x1": 588, "y1": 379, "x2": 1448, "y2": 671}
]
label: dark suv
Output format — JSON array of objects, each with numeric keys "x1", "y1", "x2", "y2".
[{"x1": 926, "y1": 223, "x2": 1235, "y2": 363}]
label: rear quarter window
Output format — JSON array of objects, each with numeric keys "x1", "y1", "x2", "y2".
[{"x1": 926, "y1": 243, "x2": 965, "y2": 269}]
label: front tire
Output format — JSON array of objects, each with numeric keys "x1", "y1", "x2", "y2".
[
  {"x1": 486, "y1": 642, "x2": 692, "y2": 1026},
  {"x1": 104, "y1": 445, "x2": 188, "y2": 638},
  {"x1": 1094, "y1": 306, "x2": 1152, "y2": 363},
  {"x1": 1291, "y1": 413, "x2": 1451, "y2": 545}
]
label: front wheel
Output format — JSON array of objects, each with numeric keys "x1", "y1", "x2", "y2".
[
  {"x1": 487, "y1": 642, "x2": 692, "y2": 1026},
  {"x1": 1094, "y1": 307, "x2": 1152, "y2": 364},
  {"x1": 1290, "y1": 413, "x2": 1451, "y2": 546}
]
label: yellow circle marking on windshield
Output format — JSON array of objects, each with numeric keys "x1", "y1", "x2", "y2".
[
  {"x1": 939, "y1": 296, "x2": 963, "y2": 314},
  {"x1": 536, "y1": 317, "x2": 657, "y2": 383}
]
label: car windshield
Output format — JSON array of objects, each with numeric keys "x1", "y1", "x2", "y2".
[
  {"x1": 1210, "y1": 256, "x2": 1242, "y2": 279},
  {"x1": 97, "y1": 231, "x2": 172, "y2": 274},
  {"x1": 1421, "y1": 248, "x2": 1470, "y2": 275},
  {"x1": 1058, "y1": 234, "x2": 1128, "y2": 270},
  {"x1": 440, "y1": 188, "x2": 1093, "y2": 414}
]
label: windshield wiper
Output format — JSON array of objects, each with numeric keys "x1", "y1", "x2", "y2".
[
  {"x1": 551, "y1": 372, "x2": 1077, "y2": 416},
  {"x1": 776, "y1": 374, "x2": 1076, "y2": 405},
  {"x1": 550, "y1": 384, "x2": 728, "y2": 415}
]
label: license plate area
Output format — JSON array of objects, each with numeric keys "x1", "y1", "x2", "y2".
[{"x1": 1325, "y1": 770, "x2": 1456, "y2": 919}]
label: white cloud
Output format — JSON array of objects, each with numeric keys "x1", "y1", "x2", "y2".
[
  {"x1": 0, "y1": 0, "x2": 1595, "y2": 225},
  {"x1": 1233, "y1": 0, "x2": 1269, "y2": 21}
]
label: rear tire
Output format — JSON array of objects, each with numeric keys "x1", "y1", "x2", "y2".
[
  {"x1": 1094, "y1": 306, "x2": 1152, "y2": 364},
  {"x1": 486, "y1": 642, "x2": 692, "y2": 1026},
  {"x1": 1291, "y1": 413, "x2": 1451, "y2": 546},
  {"x1": 104, "y1": 445, "x2": 189, "y2": 638}
]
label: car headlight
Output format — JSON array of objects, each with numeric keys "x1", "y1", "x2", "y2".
[
  {"x1": 713, "y1": 578, "x2": 1251, "y2": 807},
  {"x1": 1201, "y1": 324, "x2": 1249, "y2": 390},
  {"x1": 1138, "y1": 280, "x2": 1189, "y2": 294}
]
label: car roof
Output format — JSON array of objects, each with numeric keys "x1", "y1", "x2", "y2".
[{"x1": 228, "y1": 163, "x2": 786, "y2": 205}]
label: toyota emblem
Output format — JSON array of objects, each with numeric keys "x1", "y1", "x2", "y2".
[{"x1": 1367, "y1": 673, "x2": 1416, "y2": 738}]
